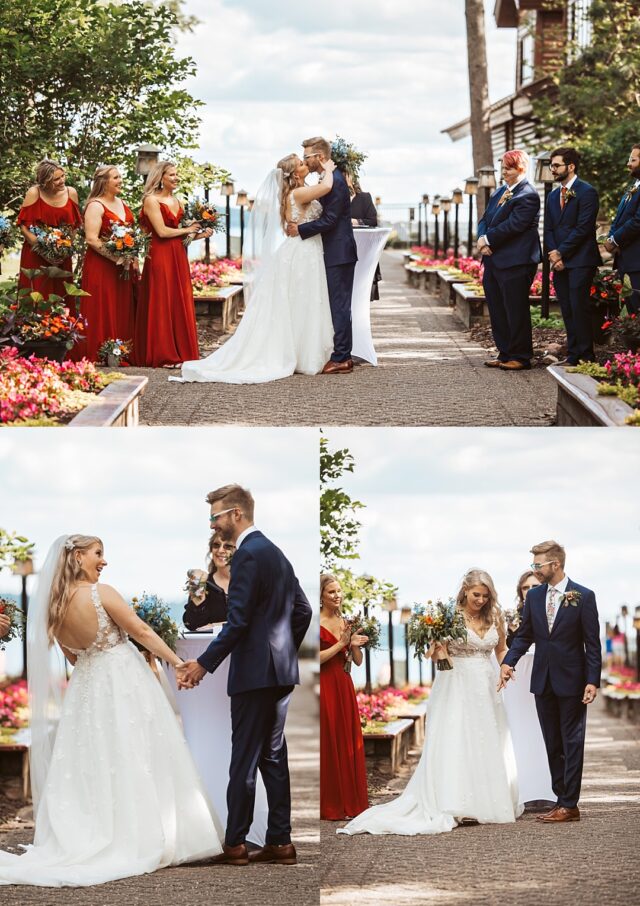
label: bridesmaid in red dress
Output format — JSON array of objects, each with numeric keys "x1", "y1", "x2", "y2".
[
  {"x1": 133, "y1": 161, "x2": 208, "y2": 367},
  {"x1": 16, "y1": 159, "x2": 81, "y2": 301},
  {"x1": 320, "y1": 574, "x2": 369, "y2": 820},
  {"x1": 70, "y1": 165, "x2": 136, "y2": 362}
]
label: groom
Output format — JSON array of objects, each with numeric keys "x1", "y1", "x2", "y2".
[
  {"x1": 499, "y1": 540, "x2": 601, "y2": 823},
  {"x1": 178, "y1": 484, "x2": 312, "y2": 865},
  {"x1": 286, "y1": 136, "x2": 358, "y2": 374}
]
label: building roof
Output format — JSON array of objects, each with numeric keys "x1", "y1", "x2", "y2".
[
  {"x1": 493, "y1": 0, "x2": 519, "y2": 28},
  {"x1": 441, "y1": 90, "x2": 534, "y2": 141}
]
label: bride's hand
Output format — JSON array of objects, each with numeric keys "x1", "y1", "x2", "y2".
[{"x1": 322, "y1": 159, "x2": 336, "y2": 173}]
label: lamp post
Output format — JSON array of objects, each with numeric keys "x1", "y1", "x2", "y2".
[
  {"x1": 382, "y1": 595, "x2": 398, "y2": 688},
  {"x1": 221, "y1": 180, "x2": 235, "y2": 258},
  {"x1": 432, "y1": 199, "x2": 441, "y2": 258},
  {"x1": 12, "y1": 557, "x2": 35, "y2": 680},
  {"x1": 477, "y1": 164, "x2": 497, "y2": 215},
  {"x1": 421, "y1": 194, "x2": 430, "y2": 247},
  {"x1": 634, "y1": 606, "x2": 640, "y2": 682},
  {"x1": 359, "y1": 574, "x2": 374, "y2": 693},
  {"x1": 464, "y1": 176, "x2": 479, "y2": 255},
  {"x1": 400, "y1": 605, "x2": 413, "y2": 685},
  {"x1": 236, "y1": 189, "x2": 249, "y2": 257},
  {"x1": 134, "y1": 144, "x2": 162, "y2": 183},
  {"x1": 535, "y1": 151, "x2": 555, "y2": 319},
  {"x1": 201, "y1": 163, "x2": 215, "y2": 265},
  {"x1": 452, "y1": 188, "x2": 463, "y2": 261},
  {"x1": 441, "y1": 197, "x2": 452, "y2": 258}
]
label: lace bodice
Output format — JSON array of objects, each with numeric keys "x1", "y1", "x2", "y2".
[
  {"x1": 289, "y1": 195, "x2": 322, "y2": 225},
  {"x1": 64, "y1": 584, "x2": 128, "y2": 657},
  {"x1": 448, "y1": 624, "x2": 498, "y2": 659}
]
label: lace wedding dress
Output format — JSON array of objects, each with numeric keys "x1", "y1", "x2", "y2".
[
  {"x1": 338, "y1": 625, "x2": 523, "y2": 836},
  {"x1": 0, "y1": 584, "x2": 223, "y2": 887},
  {"x1": 175, "y1": 196, "x2": 334, "y2": 383}
]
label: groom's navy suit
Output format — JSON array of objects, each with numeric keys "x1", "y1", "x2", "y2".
[
  {"x1": 503, "y1": 579, "x2": 601, "y2": 809},
  {"x1": 197, "y1": 530, "x2": 312, "y2": 846},
  {"x1": 298, "y1": 168, "x2": 358, "y2": 362},
  {"x1": 609, "y1": 180, "x2": 640, "y2": 314}
]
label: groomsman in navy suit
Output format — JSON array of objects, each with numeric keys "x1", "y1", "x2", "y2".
[
  {"x1": 545, "y1": 148, "x2": 601, "y2": 364},
  {"x1": 477, "y1": 149, "x2": 541, "y2": 371},
  {"x1": 499, "y1": 540, "x2": 601, "y2": 824},
  {"x1": 604, "y1": 143, "x2": 640, "y2": 314}
]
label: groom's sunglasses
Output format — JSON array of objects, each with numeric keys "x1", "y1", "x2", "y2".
[
  {"x1": 530, "y1": 560, "x2": 557, "y2": 570},
  {"x1": 210, "y1": 507, "x2": 236, "y2": 524}
]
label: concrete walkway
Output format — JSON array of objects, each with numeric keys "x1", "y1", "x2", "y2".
[
  {"x1": 137, "y1": 252, "x2": 557, "y2": 427},
  {"x1": 320, "y1": 698, "x2": 640, "y2": 906},
  {"x1": 0, "y1": 662, "x2": 319, "y2": 906}
]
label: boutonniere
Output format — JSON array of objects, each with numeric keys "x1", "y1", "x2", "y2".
[
  {"x1": 560, "y1": 590, "x2": 582, "y2": 608},
  {"x1": 564, "y1": 188, "x2": 577, "y2": 202},
  {"x1": 497, "y1": 188, "x2": 513, "y2": 207},
  {"x1": 625, "y1": 184, "x2": 639, "y2": 201}
]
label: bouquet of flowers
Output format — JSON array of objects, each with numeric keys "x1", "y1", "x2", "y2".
[
  {"x1": 102, "y1": 223, "x2": 148, "y2": 279},
  {"x1": 97, "y1": 338, "x2": 132, "y2": 365},
  {"x1": 130, "y1": 593, "x2": 179, "y2": 654},
  {"x1": 331, "y1": 136, "x2": 368, "y2": 183},
  {"x1": 30, "y1": 223, "x2": 75, "y2": 264},
  {"x1": 342, "y1": 610, "x2": 382, "y2": 674},
  {"x1": 184, "y1": 569, "x2": 208, "y2": 599},
  {"x1": 0, "y1": 598, "x2": 25, "y2": 650},
  {"x1": 502, "y1": 607, "x2": 521, "y2": 632},
  {"x1": 182, "y1": 200, "x2": 225, "y2": 246},
  {"x1": 407, "y1": 599, "x2": 467, "y2": 671},
  {"x1": 0, "y1": 216, "x2": 15, "y2": 258}
]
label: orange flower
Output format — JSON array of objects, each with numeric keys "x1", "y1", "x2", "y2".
[
  {"x1": 115, "y1": 239, "x2": 123, "y2": 249},
  {"x1": 123, "y1": 234, "x2": 134, "y2": 248}
]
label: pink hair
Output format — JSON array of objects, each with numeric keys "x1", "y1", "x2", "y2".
[{"x1": 502, "y1": 149, "x2": 529, "y2": 172}]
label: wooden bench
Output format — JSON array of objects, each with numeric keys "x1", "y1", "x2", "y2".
[
  {"x1": 363, "y1": 718, "x2": 414, "y2": 776},
  {"x1": 0, "y1": 740, "x2": 30, "y2": 800},
  {"x1": 548, "y1": 365, "x2": 636, "y2": 427},
  {"x1": 451, "y1": 283, "x2": 489, "y2": 328},
  {"x1": 194, "y1": 285, "x2": 244, "y2": 333},
  {"x1": 69, "y1": 376, "x2": 148, "y2": 427},
  {"x1": 437, "y1": 270, "x2": 474, "y2": 306},
  {"x1": 391, "y1": 700, "x2": 428, "y2": 747}
]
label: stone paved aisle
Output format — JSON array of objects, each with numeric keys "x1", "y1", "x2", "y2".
[
  {"x1": 0, "y1": 662, "x2": 319, "y2": 906},
  {"x1": 137, "y1": 252, "x2": 557, "y2": 426},
  {"x1": 320, "y1": 698, "x2": 640, "y2": 906}
]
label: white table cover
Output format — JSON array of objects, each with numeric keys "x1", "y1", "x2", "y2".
[
  {"x1": 168, "y1": 629, "x2": 269, "y2": 845},
  {"x1": 352, "y1": 227, "x2": 392, "y2": 365}
]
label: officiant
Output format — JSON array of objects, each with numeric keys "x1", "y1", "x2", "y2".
[
  {"x1": 182, "y1": 533, "x2": 233, "y2": 629},
  {"x1": 347, "y1": 173, "x2": 382, "y2": 301}
]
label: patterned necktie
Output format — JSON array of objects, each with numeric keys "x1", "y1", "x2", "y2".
[
  {"x1": 560, "y1": 186, "x2": 567, "y2": 210},
  {"x1": 546, "y1": 587, "x2": 557, "y2": 630}
]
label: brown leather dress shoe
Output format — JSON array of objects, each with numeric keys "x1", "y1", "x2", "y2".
[
  {"x1": 322, "y1": 359, "x2": 353, "y2": 374},
  {"x1": 248, "y1": 843, "x2": 297, "y2": 865},
  {"x1": 540, "y1": 806, "x2": 580, "y2": 823},
  {"x1": 536, "y1": 805, "x2": 560, "y2": 821},
  {"x1": 499, "y1": 360, "x2": 530, "y2": 371},
  {"x1": 210, "y1": 843, "x2": 249, "y2": 865},
  {"x1": 484, "y1": 359, "x2": 504, "y2": 368}
]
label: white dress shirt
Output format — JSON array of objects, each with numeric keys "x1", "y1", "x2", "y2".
[
  {"x1": 561, "y1": 174, "x2": 578, "y2": 193},
  {"x1": 235, "y1": 525, "x2": 259, "y2": 549},
  {"x1": 546, "y1": 575, "x2": 569, "y2": 627}
]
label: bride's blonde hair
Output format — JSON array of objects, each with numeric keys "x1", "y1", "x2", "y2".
[
  {"x1": 277, "y1": 154, "x2": 299, "y2": 228},
  {"x1": 455, "y1": 568, "x2": 501, "y2": 631},
  {"x1": 48, "y1": 535, "x2": 103, "y2": 643}
]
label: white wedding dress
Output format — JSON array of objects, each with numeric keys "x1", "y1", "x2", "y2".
[
  {"x1": 0, "y1": 584, "x2": 223, "y2": 887},
  {"x1": 338, "y1": 626, "x2": 523, "y2": 836},
  {"x1": 174, "y1": 197, "x2": 334, "y2": 383}
]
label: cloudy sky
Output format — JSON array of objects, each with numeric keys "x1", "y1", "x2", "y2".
[
  {"x1": 177, "y1": 0, "x2": 516, "y2": 207},
  {"x1": 0, "y1": 428, "x2": 319, "y2": 672},
  {"x1": 323, "y1": 428, "x2": 639, "y2": 627}
]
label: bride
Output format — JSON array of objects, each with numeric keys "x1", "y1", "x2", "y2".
[
  {"x1": 338, "y1": 570, "x2": 523, "y2": 837},
  {"x1": 0, "y1": 535, "x2": 223, "y2": 887},
  {"x1": 173, "y1": 154, "x2": 335, "y2": 384}
]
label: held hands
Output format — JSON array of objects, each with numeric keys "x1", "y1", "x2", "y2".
[
  {"x1": 286, "y1": 222, "x2": 300, "y2": 238},
  {"x1": 582, "y1": 684, "x2": 598, "y2": 705},
  {"x1": 176, "y1": 659, "x2": 206, "y2": 690},
  {"x1": 497, "y1": 663, "x2": 515, "y2": 692},
  {"x1": 603, "y1": 238, "x2": 616, "y2": 254},
  {"x1": 350, "y1": 633, "x2": 369, "y2": 648},
  {"x1": 549, "y1": 250, "x2": 564, "y2": 271}
]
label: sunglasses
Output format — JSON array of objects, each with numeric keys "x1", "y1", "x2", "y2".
[{"x1": 209, "y1": 507, "x2": 236, "y2": 524}]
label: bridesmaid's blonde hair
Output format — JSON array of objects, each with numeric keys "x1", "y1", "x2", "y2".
[
  {"x1": 48, "y1": 535, "x2": 103, "y2": 644},
  {"x1": 455, "y1": 568, "x2": 501, "y2": 631},
  {"x1": 320, "y1": 573, "x2": 341, "y2": 609},
  {"x1": 86, "y1": 165, "x2": 120, "y2": 207},
  {"x1": 142, "y1": 160, "x2": 177, "y2": 199},
  {"x1": 36, "y1": 159, "x2": 64, "y2": 191}
]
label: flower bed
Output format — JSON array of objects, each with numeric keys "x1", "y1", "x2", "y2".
[
  {"x1": 0, "y1": 348, "x2": 123, "y2": 426},
  {"x1": 190, "y1": 258, "x2": 242, "y2": 297},
  {"x1": 571, "y1": 353, "x2": 640, "y2": 425},
  {"x1": 0, "y1": 680, "x2": 29, "y2": 732},
  {"x1": 603, "y1": 681, "x2": 640, "y2": 700},
  {"x1": 357, "y1": 685, "x2": 431, "y2": 733}
]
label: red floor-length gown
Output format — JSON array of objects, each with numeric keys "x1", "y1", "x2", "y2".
[
  {"x1": 133, "y1": 202, "x2": 199, "y2": 367},
  {"x1": 69, "y1": 203, "x2": 136, "y2": 363},
  {"x1": 16, "y1": 189, "x2": 82, "y2": 302},
  {"x1": 320, "y1": 626, "x2": 369, "y2": 820}
]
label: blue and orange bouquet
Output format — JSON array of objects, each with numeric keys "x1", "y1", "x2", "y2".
[
  {"x1": 0, "y1": 216, "x2": 15, "y2": 255},
  {"x1": 102, "y1": 223, "x2": 148, "y2": 279},
  {"x1": 30, "y1": 222, "x2": 75, "y2": 264},
  {"x1": 407, "y1": 599, "x2": 467, "y2": 670},
  {"x1": 182, "y1": 200, "x2": 225, "y2": 246},
  {"x1": 0, "y1": 598, "x2": 25, "y2": 650}
]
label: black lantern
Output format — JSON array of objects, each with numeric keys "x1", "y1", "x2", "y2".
[
  {"x1": 432, "y1": 199, "x2": 441, "y2": 258},
  {"x1": 134, "y1": 144, "x2": 162, "y2": 181},
  {"x1": 464, "y1": 176, "x2": 479, "y2": 255},
  {"x1": 221, "y1": 180, "x2": 235, "y2": 258},
  {"x1": 236, "y1": 189, "x2": 249, "y2": 257}
]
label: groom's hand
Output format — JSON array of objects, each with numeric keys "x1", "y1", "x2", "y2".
[
  {"x1": 582, "y1": 684, "x2": 597, "y2": 705},
  {"x1": 286, "y1": 222, "x2": 299, "y2": 237},
  {"x1": 176, "y1": 659, "x2": 206, "y2": 690},
  {"x1": 497, "y1": 663, "x2": 514, "y2": 691}
]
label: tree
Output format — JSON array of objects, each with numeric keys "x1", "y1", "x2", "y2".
[
  {"x1": 533, "y1": 0, "x2": 640, "y2": 217},
  {"x1": 0, "y1": 0, "x2": 203, "y2": 211},
  {"x1": 464, "y1": 0, "x2": 493, "y2": 217},
  {"x1": 0, "y1": 530, "x2": 34, "y2": 571},
  {"x1": 320, "y1": 435, "x2": 396, "y2": 613}
]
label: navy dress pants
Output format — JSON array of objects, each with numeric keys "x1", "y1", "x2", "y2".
[
  {"x1": 553, "y1": 265, "x2": 597, "y2": 363},
  {"x1": 326, "y1": 262, "x2": 356, "y2": 362},
  {"x1": 482, "y1": 259, "x2": 536, "y2": 365},
  {"x1": 535, "y1": 679, "x2": 587, "y2": 809}
]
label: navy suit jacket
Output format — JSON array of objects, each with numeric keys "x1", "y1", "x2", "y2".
[
  {"x1": 197, "y1": 531, "x2": 312, "y2": 696},
  {"x1": 298, "y1": 168, "x2": 358, "y2": 267},
  {"x1": 503, "y1": 579, "x2": 602, "y2": 697},
  {"x1": 544, "y1": 178, "x2": 601, "y2": 268},
  {"x1": 477, "y1": 179, "x2": 542, "y2": 269},
  {"x1": 610, "y1": 183, "x2": 640, "y2": 274}
]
